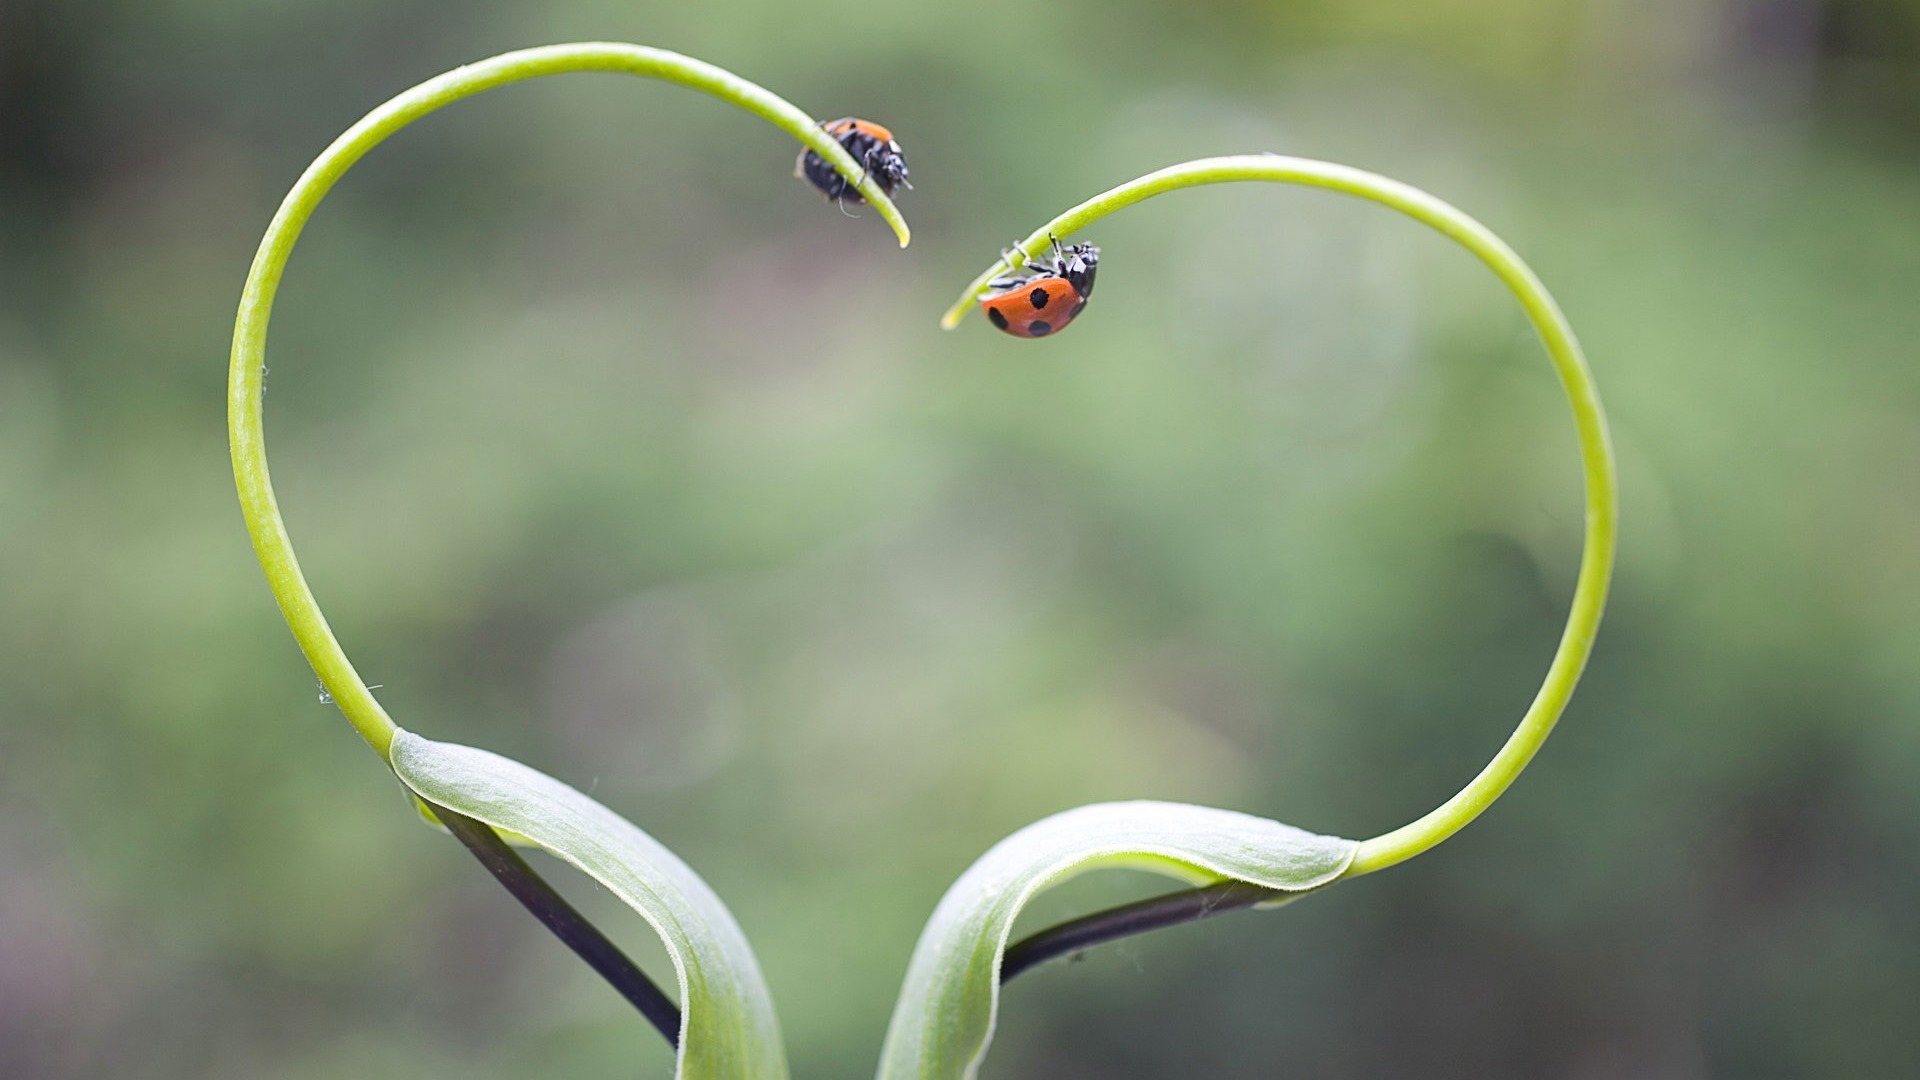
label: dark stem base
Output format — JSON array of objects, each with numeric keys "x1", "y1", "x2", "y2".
[
  {"x1": 433, "y1": 802, "x2": 683, "y2": 1047},
  {"x1": 1000, "y1": 880, "x2": 1285, "y2": 984},
  {"x1": 437, "y1": 799, "x2": 1303, "y2": 1044}
]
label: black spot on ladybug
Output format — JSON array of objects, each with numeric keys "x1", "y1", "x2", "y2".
[
  {"x1": 1029, "y1": 287, "x2": 1050, "y2": 309},
  {"x1": 987, "y1": 307, "x2": 1010, "y2": 330},
  {"x1": 1028, "y1": 320, "x2": 1053, "y2": 336}
]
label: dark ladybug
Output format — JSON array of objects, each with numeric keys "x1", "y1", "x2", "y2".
[
  {"x1": 979, "y1": 236, "x2": 1099, "y2": 339},
  {"x1": 796, "y1": 117, "x2": 910, "y2": 204}
]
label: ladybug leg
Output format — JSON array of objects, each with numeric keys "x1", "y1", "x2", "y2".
[{"x1": 1000, "y1": 241, "x2": 1039, "y2": 274}]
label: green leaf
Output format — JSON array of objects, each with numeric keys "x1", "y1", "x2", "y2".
[
  {"x1": 389, "y1": 729, "x2": 786, "y2": 1080},
  {"x1": 876, "y1": 801, "x2": 1357, "y2": 1080}
]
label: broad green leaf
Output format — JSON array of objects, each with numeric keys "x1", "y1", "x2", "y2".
[
  {"x1": 877, "y1": 801, "x2": 1357, "y2": 1080},
  {"x1": 389, "y1": 729, "x2": 786, "y2": 1080}
]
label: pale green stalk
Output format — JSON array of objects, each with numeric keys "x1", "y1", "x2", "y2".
[
  {"x1": 229, "y1": 43, "x2": 909, "y2": 762},
  {"x1": 941, "y1": 155, "x2": 1617, "y2": 877}
]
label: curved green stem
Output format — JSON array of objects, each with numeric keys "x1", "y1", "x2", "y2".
[
  {"x1": 942, "y1": 155, "x2": 1617, "y2": 877},
  {"x1": 230, "y1": 42, "x2": 910, "y2": 761}
]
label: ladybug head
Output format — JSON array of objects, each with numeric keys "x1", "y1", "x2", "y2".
[
  {"x1": 829, "y1": 118, "x2": 910, "y2": 197},
  {"x1": 862, "y1": 139, "x2": 911, "y2": 196},
  {"x1": 1056, "y1": 242, "x2": 1099, "y2": 299}
]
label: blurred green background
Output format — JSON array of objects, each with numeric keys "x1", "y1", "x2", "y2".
[{"x1": 5, "y1": 1, "x2": 1919, "y2": 1077}]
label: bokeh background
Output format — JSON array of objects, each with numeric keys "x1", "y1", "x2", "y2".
[{"x1": 5, "y1": 1, "x2": 1919, "y2": 1077}]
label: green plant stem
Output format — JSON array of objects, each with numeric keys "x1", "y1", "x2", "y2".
[
  {"x1": 229, "y1": 43, "x2": 909, "y2": 762},
  {"x1": 942, "y1": 155, "x2": 1617, "y2": 878}
]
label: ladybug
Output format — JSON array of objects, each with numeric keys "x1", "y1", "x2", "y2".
[
  {"x1": 979, "y1": 236, "x2": 1100, "y2": 338},
  {"x1": 796, "y1": 117, "x2": 910, "y2": 204}
]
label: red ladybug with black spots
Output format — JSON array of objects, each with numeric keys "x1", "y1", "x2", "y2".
[
  {"x1": 980, "y1": 236, "x2": 1100, "y2": 338},
  {"x1": 796, "y1": 117, "x2": 910, "y2": 204}
]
